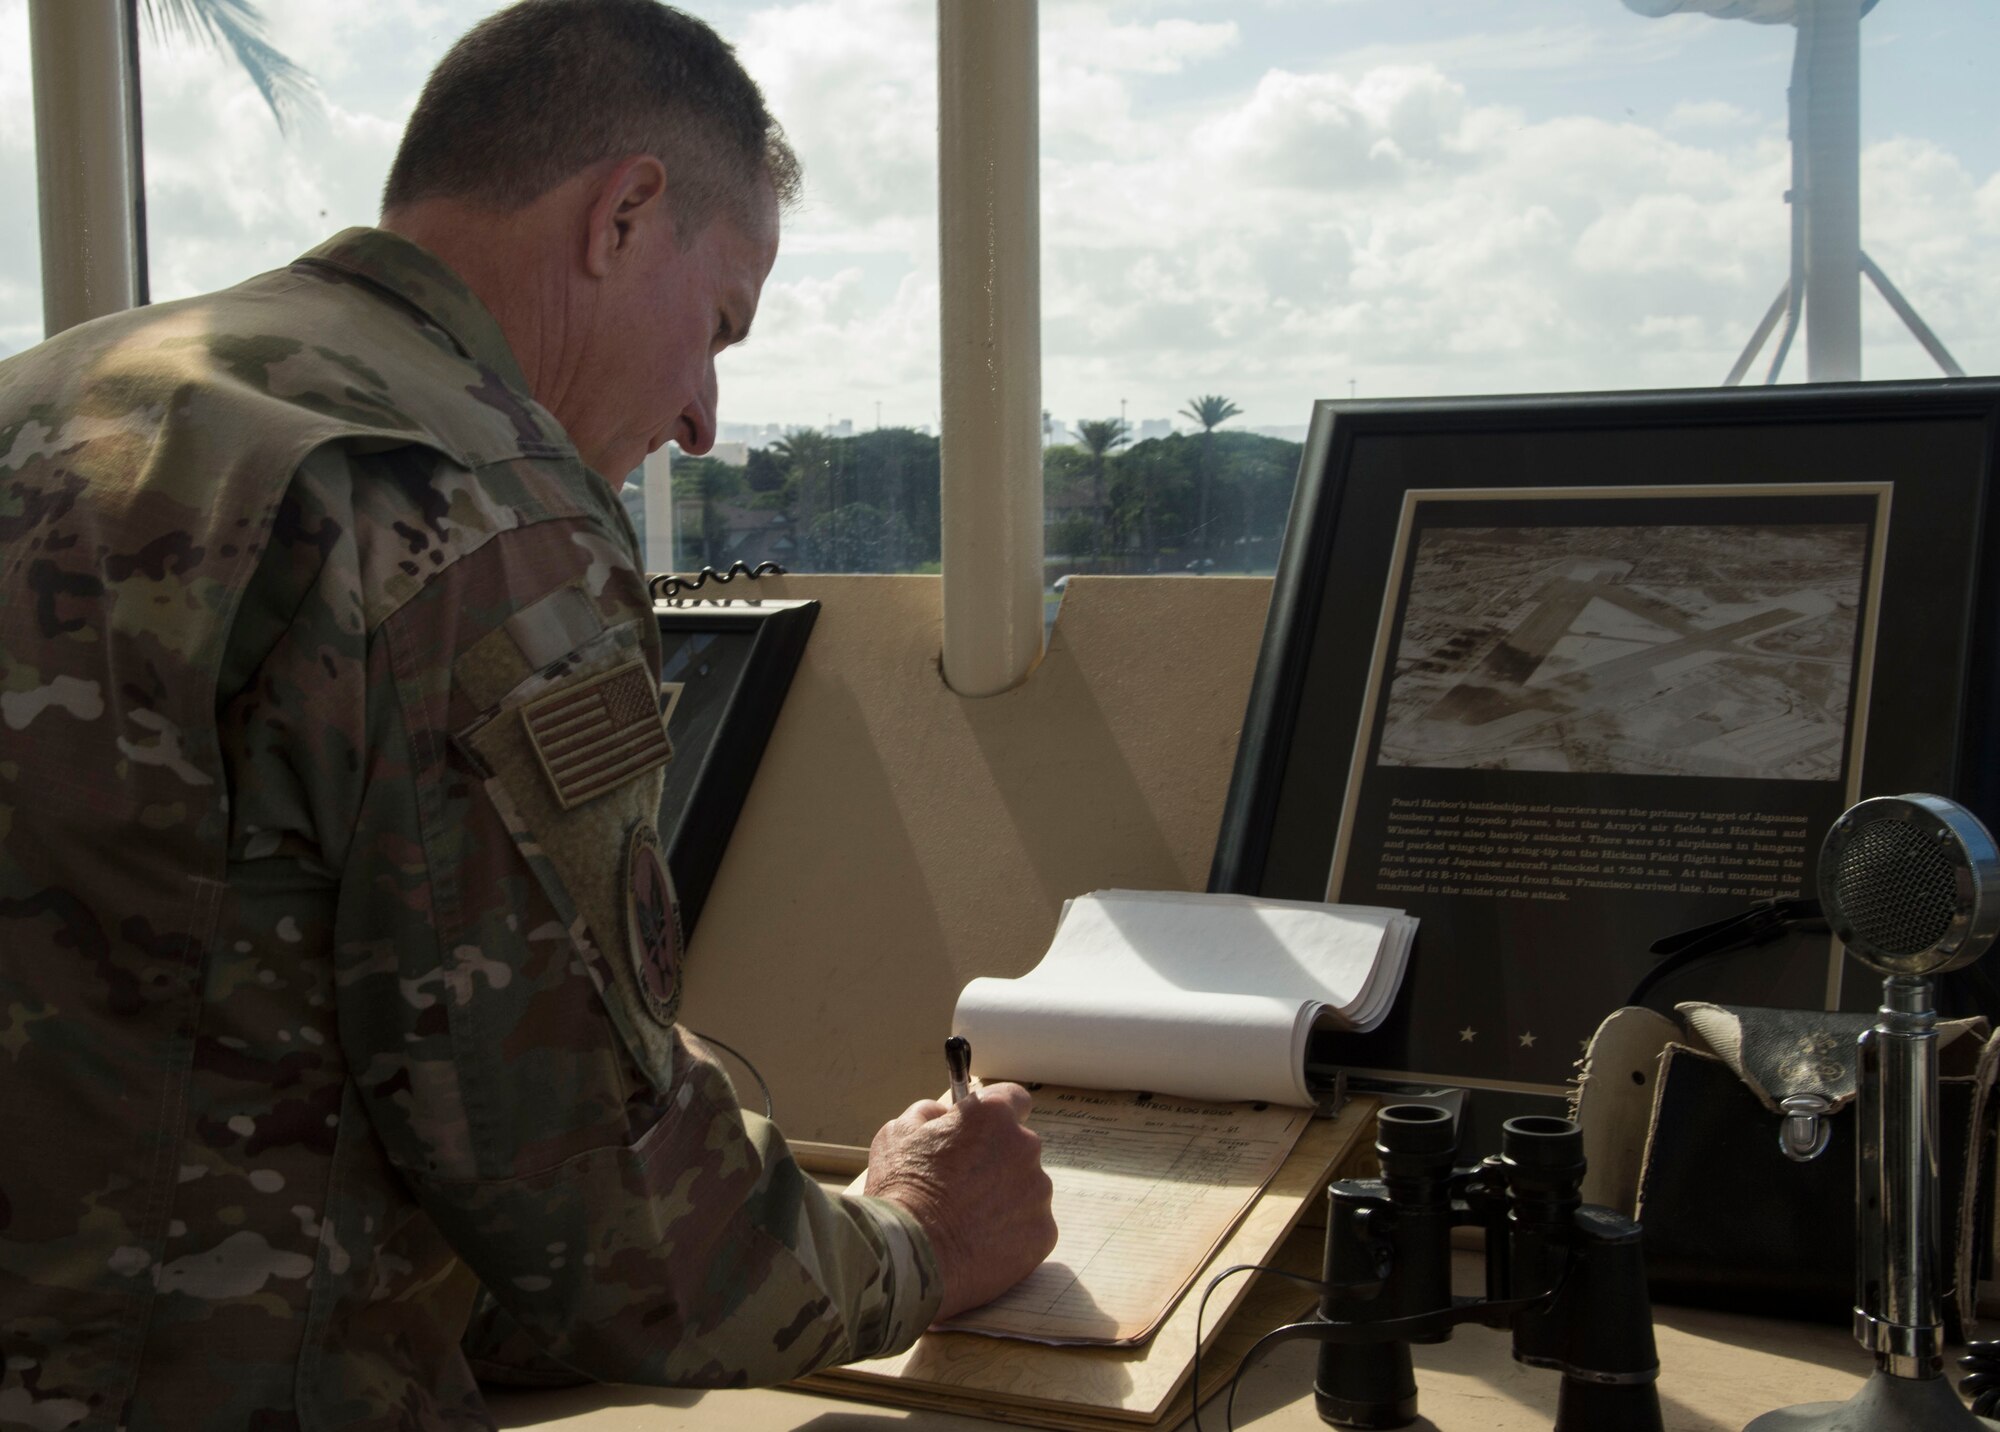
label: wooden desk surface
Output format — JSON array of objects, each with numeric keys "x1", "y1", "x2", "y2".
[{"x1": 487, "y1": 1254, "x2": 1877, "y2": 1432}]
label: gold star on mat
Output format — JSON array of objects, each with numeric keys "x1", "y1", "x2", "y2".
[
  {"x1": 1459, "y1": 1026, "x2": 1477, "y2": 1042},
  {"x1": 1519, "y1": 1031, "x2": 1538, "y2": 1048}
]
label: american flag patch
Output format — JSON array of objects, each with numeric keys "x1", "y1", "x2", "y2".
[{"x1": 521, "y1": 659, "x2": 673, "y2": 809}]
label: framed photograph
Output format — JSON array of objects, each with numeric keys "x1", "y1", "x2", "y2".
[
  {"x1": 653, "y1": 597, "x2": 819, "y2": 938},
  {"x1": 1211, "y1": 381, "x2": 2000, "y2": 1102}
]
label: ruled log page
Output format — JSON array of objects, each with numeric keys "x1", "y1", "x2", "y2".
[{"x1": 933, "y1": 1087, "x2": 1312, "y2": 1346}]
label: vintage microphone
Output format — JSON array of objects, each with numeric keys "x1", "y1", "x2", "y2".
[{"x1": 1748, "y1": 793, "x2": 2000, "y2": 1431}]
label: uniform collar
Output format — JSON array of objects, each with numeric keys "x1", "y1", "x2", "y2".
[{"x1": 299, "y1": 228, "x2": 536, "y2": 402}]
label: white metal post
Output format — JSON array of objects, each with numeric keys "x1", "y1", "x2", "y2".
[
  {"x1": 1799, "y1": 0, "x2": 1862, "y2": 382},
  {"x1": 641, "y1": 451, "x2": 678, "y2": 573},
  {"x1": 30, "y1": 0, "x2": 144, "y2": 337},
  {"x1": 937, "y1": 0, "x2": 1044, "y2": 697}
]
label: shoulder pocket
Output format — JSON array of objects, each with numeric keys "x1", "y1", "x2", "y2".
[{"x1": 454, "y1": 616, "x2": 683, "y2": 1089}]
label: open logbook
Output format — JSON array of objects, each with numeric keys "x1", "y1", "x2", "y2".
[
  {"x1": 805, "y1": 892, "x2": 1408, "y2": 1424},
  {"x1": 921, "y1": 891, "x2": 1413, "y2": 1348},
  {"x1": 808, "y1": 1097, "x2": 1380, "y2": 1427},
  {"x1": 936, "y1": 890, "x2": 1412, "y2": 1347}
]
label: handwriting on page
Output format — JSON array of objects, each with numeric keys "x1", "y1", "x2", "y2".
[{"x1": 935, "y1": 1088, "x2": 1311, "y2": 1345}]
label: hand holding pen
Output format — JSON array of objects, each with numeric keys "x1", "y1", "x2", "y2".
[
  {"x1": 945, "y1": 1034, "x2": 975, "y2": 1104},
  {"x1": 862, "y1": 1032, "x2": 1056, "y2": 1318}
]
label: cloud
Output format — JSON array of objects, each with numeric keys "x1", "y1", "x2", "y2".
[
  {"x1": 734, "y1": 0, "x2": 937, "y2": 260},
  {"x1": 0, "y1": 6, "x2": 39, "y2": 356},
  {"x1": 1027, "y1": 23, "x2": 1993, "y2": 427},
  {"x1": 1044, "y1": 11, "x2": 1238, "y2": 75},
  {"x1": 1329, "y1": 17, "x2": 1709, "y2": 80},
  {"x1": 1194, "y1": 64, "x2": 1476, "y2": 190},
  {"x1": 139, "y1": 35, "x2": 405, "y2": 301},
  {"x1": 1667, "y1": 98, "x2": 1755, "y2": 130},
  {"x1": 0, "y1": 11, "x2": 33, "y2": 152},
  {"x1": 1853, "y1": 137, "x2": 2000, "y2": 357},
  {"x1": 729, "y1": 266, "x2": 942, "y2": 430}
]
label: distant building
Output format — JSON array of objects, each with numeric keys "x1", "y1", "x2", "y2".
[
  {"x1": 716, "y1": 420, "x2": 785, "y2": 447},
  {"x1": 1135, "y1": 418, "x2": 1171, "y2": 440},
  {"x1": 657, "y1": 440, "x2": 745, "y2": 468}
]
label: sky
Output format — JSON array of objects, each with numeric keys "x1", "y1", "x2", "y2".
[{"x1": 3, "y1": 0, "x2": 1997, "y2": 437}]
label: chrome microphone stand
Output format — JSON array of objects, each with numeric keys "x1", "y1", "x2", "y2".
[{"x1": 1748, "y1": 794, "x2": 2000, "y2": 1431}]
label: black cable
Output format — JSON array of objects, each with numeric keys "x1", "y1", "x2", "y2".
[
  {"x1": 1189, "y1": 1261, "x2": 1367, "y2": 1432},
  {"x1": 1630, "y1": 897, "x2": 1825, "y2": 1007},
  {"x1": 1185, "y1": 1248, "x2": 1565, "y2": 1429},
  {"x1": 689, "y1": 1028, "x2": 774, "y2": 1120},
  {"x1": 1191, "y1": 1263, "x2": 1281, "y2": 1432},
  {"x1": 1231, "y1": 1317, "x2": 1329, "y2": 1432}
]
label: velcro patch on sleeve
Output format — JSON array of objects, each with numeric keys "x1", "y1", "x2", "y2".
[
  {"x1": 624, "y1": 823, "x2": 684, "y2": 1026},
  {"x1": 521, "y1": 658, "x2": 673, "y2": 810}
]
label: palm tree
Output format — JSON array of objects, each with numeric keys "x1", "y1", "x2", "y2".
[
  {"x1": 142, "y1": 0, "x2": 318, "y2": 135},
  {"x1": 1178, "y1": 394, "x2": 1242, "y2": 573},
  {"x1": 772, "y1": 428, "x2": 838, "y2": 567},
  {"x1": 1073, "y1": 418, "x2": 1128, "y2": 556}
]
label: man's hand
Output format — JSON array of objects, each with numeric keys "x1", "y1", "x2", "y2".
[{"x1": 864, "y1": 1082, "x2": 1057, "y2": 1320}]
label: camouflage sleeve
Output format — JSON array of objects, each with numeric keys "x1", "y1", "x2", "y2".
[
  {"x1": 453, "y1": 1096, "x2": 940, "y2": 1389},
  {"x1": 299, "y1": 447, "x2": 941, "y2": 1385}
]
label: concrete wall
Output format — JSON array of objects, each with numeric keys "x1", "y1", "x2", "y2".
[{"x1": 677, "y1": 572, "x2": 1274, "y2": 1144}]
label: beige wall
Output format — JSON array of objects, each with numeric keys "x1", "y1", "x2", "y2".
[{"x1": 677, "y1": 572, "x2": 1274, "y2": 1145}]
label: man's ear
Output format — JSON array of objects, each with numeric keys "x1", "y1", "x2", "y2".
[{"x1": 582, "y1": 154, "x2": 672, "y2": 279}]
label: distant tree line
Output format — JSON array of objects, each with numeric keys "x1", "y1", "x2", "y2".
[
  {"x1": 1043, "y1": 395, "x2": 1301, "y2": 575},
  {"x1": 669, "y1": 394, "x2": 1302, "y2": 578}
]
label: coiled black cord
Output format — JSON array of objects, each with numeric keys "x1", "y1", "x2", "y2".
[
  {"x1": 1961, "y1": 1341, "x2": 2000, "y2": 1417},
  {"x1": 649, "y1": 561, "x2": 787, "y2": 601}
]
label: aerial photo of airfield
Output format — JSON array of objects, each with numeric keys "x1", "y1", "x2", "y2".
[{"x1": 1378, "y1": 521, "x2": 1869, "y2": 780}]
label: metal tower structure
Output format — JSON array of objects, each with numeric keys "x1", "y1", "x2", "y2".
[{"x1": 1624, "y1": 0, "x2": 1962, "y2": 384}]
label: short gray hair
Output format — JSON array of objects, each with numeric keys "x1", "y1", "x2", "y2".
[{"x1": 382, "y1": 0, "x2": 800, "y2": 237}]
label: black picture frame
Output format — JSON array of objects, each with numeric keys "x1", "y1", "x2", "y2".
[
  {"x1": 654, "y1": 597, "x2": 819, "y2": 938},
  {"x1": 1211, "y1": 381, "x2": 2000, "y2": 1104}
]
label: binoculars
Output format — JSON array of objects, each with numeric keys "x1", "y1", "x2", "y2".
[{"x1": 1311, "y1": 1104, "x2": 1664, "y2": 1432}]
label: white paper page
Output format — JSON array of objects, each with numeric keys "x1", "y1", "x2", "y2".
[
  {"x1": 953, "y1": 890, "x2": 1411, "y2": 1104},
  {"x1": 954, "y1": 978, "x2": 1321, "y2": 1106},
  {"x1": 1349, "y1": 913, "x2": 1419, "y2": 1030},
  {"x1": 1038, "y1": 890, "x2": 1394, "y2": 1009}
]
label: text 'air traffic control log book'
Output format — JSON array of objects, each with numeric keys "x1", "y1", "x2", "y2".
[{"x1": 798, "y1": 891, "x2": 1412, "y2": 1428}]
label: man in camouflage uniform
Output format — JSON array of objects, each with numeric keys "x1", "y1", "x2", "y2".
[{"x1": 0, "y1": 3, "x2": 1055, "y2": 1428}]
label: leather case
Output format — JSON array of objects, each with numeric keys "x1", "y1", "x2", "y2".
[{"x1": 1572, "y1": 1002, "x2": 2000, "y2": 1334}]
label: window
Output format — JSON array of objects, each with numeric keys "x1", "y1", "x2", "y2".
[
  {"x1": 1037, "y1": 0, "x2": 2000, "y2": 578},
  {"x1": 0, "y1": 0, "x2": 42, "y2": 357},
  {"x1": 133, "y1": 0, "x2": 942, "y2": 575},
  {"x1": 98, "y1": 1, "x2": 1998, "y2": 580},
  {"x1": 664, "y1": 0, "x2": 943, "y2": 575}
]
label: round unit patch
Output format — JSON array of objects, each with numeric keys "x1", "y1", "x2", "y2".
[{"x1": 624, "y1": 823, "x2": 684, "y2": 1025}]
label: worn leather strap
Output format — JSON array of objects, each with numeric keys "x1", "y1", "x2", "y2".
[{"x1": 1628, "y1": 897, "x2": 1828, "y2": 1007}]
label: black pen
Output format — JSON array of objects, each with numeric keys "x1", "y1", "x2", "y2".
[{"x1": 945, "y1": 1035, "x2": 975, "y2": 1105}]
